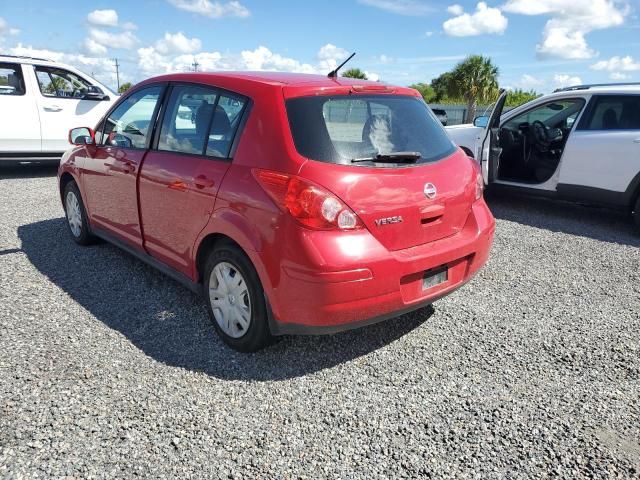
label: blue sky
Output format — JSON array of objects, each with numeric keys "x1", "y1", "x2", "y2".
[{"x1": 1, "y1": 0, "x2": 639, "y2": 92}]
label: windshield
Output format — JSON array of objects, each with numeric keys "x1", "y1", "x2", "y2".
[{"x1": 285, "y1": 95, "x2": 456, "y2": 166}]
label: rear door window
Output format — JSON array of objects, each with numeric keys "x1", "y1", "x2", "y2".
[
  {"x1": 206, "y1": 94, "x2": 248, "y2": 158},
  {"x1": 156, "y1": 85, "x2": 248, "y2": 158},
  {"x1": 0, "y1": 63, "x2": 25, "y2": 96},
  {"x1": 158, "y1": 85, "x2": 219, "y2": 155},
  {"x1": 581, "y1": 95, "x2": 640, "y2": 130},
  {"x1": 286, "y1": 95, "x2": 455, "y2": 165}
]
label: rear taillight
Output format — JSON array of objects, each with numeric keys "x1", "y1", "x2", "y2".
[
  {"x1": 475, "y1": 171, "x2": 484, "y2": 200},
  {"x1": 253, "y1": 169, "x2": 363, "y2": 230}
]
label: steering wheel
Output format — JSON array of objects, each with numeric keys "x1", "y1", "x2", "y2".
[{"x1": 530, "y1": 120, "x2": 551, "y2": 152}]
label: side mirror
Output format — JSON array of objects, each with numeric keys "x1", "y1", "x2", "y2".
[
  {"x1": 69, "y1": 127, "x2": 95, "y2": 146},
  {"x1": 473, "y1": 116, "x2": 489, "y2": 128},
  {"x1": 83, "y1": 85, "x2": 109, "y2": 101}
]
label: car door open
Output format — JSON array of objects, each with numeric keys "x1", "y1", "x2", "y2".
[{"x1": 477, "y1": 89, "x2": 507, "y2": 184}]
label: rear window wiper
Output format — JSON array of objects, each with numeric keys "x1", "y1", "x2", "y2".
[{"x1": 351, "y1": 152, "x2": 422, "y2": 163}]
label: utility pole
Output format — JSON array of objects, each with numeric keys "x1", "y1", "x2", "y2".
[
  {"x1": 191, "y1": 59, "x2": 200, "y2": 72},
  {"x1": 113, "y1": 58, "x2": 120, "y2": 91}
]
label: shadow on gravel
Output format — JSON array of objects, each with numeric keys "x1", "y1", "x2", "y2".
[
  {"x1": 486, "y1": 191, "x2": 640, "y2": 247},
  {"x1": 18, "y1": 218, "x2": 431, "y2": 381},
  {"x1": 0, "y1": 164, "x2": 59, "y2": 179}
]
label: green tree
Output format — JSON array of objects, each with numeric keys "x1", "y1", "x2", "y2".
[
  {"x1": 341, "y1": 68, "x2": 367, "y2": 80},
  {"x1": 505, "y1": 88, "x2": 541, "y2": 107},
  {"x1": 409, "y1": 83, "x2": 436, "y2": 102},
  {"x1": 45, "y1": 76, "x2": 69, "y2": 95},
  {"x1": 118, "y1": 82, "x2": 133, "y2": 94},
  {"x1": 447, "y1": 55, "x2": 499, "y2": 123},
  {"x1": 430, "y1": 72, "x2": 457, "y2": 103}
]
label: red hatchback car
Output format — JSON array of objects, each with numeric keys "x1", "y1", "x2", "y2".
[{"x1": 58, "y1": 72, "x2": 495, "y2": 351}]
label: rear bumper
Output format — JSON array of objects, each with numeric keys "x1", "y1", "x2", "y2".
[{"x1": 266, "y1": 199, "x2": 495, "y2": 335}]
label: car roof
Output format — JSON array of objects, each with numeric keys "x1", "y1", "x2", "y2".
[
  {"x1": 146, "y1": 71, "x2": 378, "y2": 86},
  {"x1": 552, "y1": 83, "x2": 640, "y2": 95},
  {"x1": 0, "y1": 54, "x2": 61, "y2": 67},
  {"x1": 137, "y1": 71, "x2": 419, "y2": 98}
]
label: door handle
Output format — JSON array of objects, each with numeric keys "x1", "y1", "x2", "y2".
[
  {"x1": 194, "y1": 175, "x2": 215, "y2": 189},
  {"x1": 104, "y1": 161, "x2": 135, "y2": 174},
  {"x1": 633, "y1": 138, "x2": 640, "y2": 144},
  {"x1": 44, "y1": 105, "x2": 63, "y2": 112}
]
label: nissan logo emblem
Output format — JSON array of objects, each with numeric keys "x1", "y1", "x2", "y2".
[{"x1": 424, "y1": 183, "x2": 437, "y2": 199}]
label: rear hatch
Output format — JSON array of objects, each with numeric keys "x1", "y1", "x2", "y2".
[
  {"x1": 287, "y1": 92, "x2": 476, "y2": 251},
  {"x1": 299, "y1": 153, "x2": 475, "y2": 251}
]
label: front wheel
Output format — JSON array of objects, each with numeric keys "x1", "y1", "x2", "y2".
[
  {"x1": 63, "y1": 182, "x2": 95, "y2": 245},
  {"x1": 203, "y1": 244, "x2": 273, "y2": 352}
]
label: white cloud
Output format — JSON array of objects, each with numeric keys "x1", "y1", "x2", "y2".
[
  {"x1": 87, "y1": 9, "x2": 119, "y2": 27},
  {"x1": 242, "y1": 46, "x2": 316, "y2": 73},
  {"x1": 0, "y1": 17, "x2": 20, "y2": 38},
  {"x1": 447, "y1": 4, "x2": 464, "y2": 15},
  {"x1": 502, "y1": 0, "x2": 629, "y2": 60},
  {"x1": 89, "y1": 28, "x2": 138, "y2": 50},
  {"x1": 155, "y1": 32, "x2": 202, "y2": 54},
  {"x1": 516, "y1": 74, "x2": 545, "y2": 90},
  {"x1": 83, "y1": 38, "x2": 108, "y2": 56},
  {"x1": 610, "y1": 72, "x2": 630, "y2": 80},
  {"x1": 424, "y1": 31, "x2": 434, "y2": 37},
  {"x1": 167, "y1": 0, "x2": 250, "y2": 18},
  {"x1": 357, "y1": 0, "x2": 433, "y2": 16},
  {"x1": 443, "y1": 2, "x2": 508, "y2": 37},
  {"x1": 136, "y1": 43, "x2": 356, "y2": 78},
  {"x1": 122, "y1": 22, "x2": 138, "y2": 31},
  {"x1": 317, "y1": 43, "x2": 349, "y2": 71},
  {"x1": 365, "y1": 71, "x2": 380, "y2": 81},
  {"x1": 591, "y1": 55, "x2": 640, "y2": 72},
  {"x1": 553, "y1": 74, "x2": 582, "y2": 89}
]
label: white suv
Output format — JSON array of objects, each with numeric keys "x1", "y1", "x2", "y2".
[
  {"x1": 446, "y1": 84, "x2": 640, "y2": 229},
  {"x1": 0, "y1": 55, "x2": 116, "y2": 165}
]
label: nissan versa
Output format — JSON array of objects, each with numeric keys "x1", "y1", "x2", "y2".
[{"x1": 58, "y1": 71, "x2": 495, "y2": 352}]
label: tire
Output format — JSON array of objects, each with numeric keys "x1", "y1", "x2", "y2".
[
  {"x1": 203, "y1": 243, "x2": 273, "y2": 352},
  {"x1": 63, "y1": 181, "x2": 95, "y2": 246},
  {"x1": 633, "y1": 195, "x2": 640, "y2": 233}
]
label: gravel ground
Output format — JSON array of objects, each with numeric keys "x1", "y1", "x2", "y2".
[{"x1": 1, "y1": 166, "x2": 639, "y2": 479}]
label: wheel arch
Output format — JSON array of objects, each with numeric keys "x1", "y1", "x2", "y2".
[
  {"x1": 59, "y1": 172, "x2": 77, "y2": 202},
  {"x1": 195, "y1": 233, "x2": 242, "y2": 283},
  {"x1": 625, "y1": 170, "x2": 640, "y2": 212}
]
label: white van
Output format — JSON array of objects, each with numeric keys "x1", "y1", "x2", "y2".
[{"x1": 0, "y1": 54, "x2": 117, "y2": 165}]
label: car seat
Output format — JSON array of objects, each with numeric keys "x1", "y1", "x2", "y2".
[{"x1": 6, "y1": 73, "x2": 24, "y2": 94}]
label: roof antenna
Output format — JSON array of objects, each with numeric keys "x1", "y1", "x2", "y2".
[{"x1": 328, "y1": 52, "x2": 356, "y2": 78}]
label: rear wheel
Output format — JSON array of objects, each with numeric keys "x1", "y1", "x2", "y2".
[
  {"x1": 203, "y1": 243, "x2": 273, "y2": 352},
  {"x1": 63, "y1": 182, "x2": 95, "y2": 245}
]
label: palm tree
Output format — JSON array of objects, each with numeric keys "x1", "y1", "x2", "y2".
[
  {"x1": 447, "y1": 55, "x2": 499, "y2": 123},
  {"x1": 341, "y1": 68, "x2": 368, "y2": 80}
]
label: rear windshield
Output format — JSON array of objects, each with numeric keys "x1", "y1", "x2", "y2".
[{"x1": 286, "y1": 95, "x2": 456, "y2": 166}]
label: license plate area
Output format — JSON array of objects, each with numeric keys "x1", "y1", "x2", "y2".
[{"x1": 422, "y1": 266, "x2": 448, "y2": 290}]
